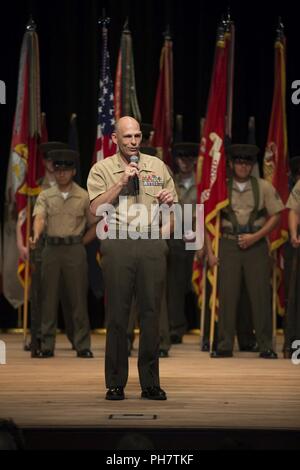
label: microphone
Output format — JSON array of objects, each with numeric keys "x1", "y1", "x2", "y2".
[{"x1": 130, "y1": 155, "x2": 139, "y2": 196}]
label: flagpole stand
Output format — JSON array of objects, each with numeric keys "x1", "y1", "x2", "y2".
[
  {"x1": 23, "y1": 198, "x2": 32, "y2": 348},
  {"x1": 200, "y1": 261, "x2": 207, "y2": 349}
]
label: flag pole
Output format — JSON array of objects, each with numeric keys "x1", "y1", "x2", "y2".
[
  {"x1": 272, "y1": 251, "x2": 277, "y2": 350},
  {"x1": 198, "y1": 116, "x2": 206, "y2": 348},
  {"x1": 17, "y1": 306, "x2": 22, "y2": 329},
  {"x1": 200, "y1": 260, "x2": 207, "y2": 348},
  {"x1": 209, "y1": 212, "x2": 221, "y2": 352},
  {"x1": 23, "y1": 198, "x2": 31, "y2": 346}
]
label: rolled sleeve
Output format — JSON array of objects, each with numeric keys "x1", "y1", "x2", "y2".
[
  {"x1": 33, "y1": 191, "x2": 47, "y2": 218},
  {"x1": 286, "y1": 181, "x2": 300, "y2": 213},
  {"x1": 262, "y1": 180, "x2": 284, "y2": 216}
]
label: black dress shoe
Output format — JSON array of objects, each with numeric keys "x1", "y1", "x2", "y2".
[
  {"x1": 36, "y1": 350, "x2": 54, "y2": 358},
  {"x1": 141, "y1": 386, "x2": 167, "y2": 400},
  {"x1": 259, "y1": 349, "x2": 278, "y2": 359},
  {"x1": 77, "y1": 349, "x2": 94, "y2": 358},
  {"x1": 170, "y1": 334, "x2": 182, "y2": 345},
  {"x1": 106, "y1": 387, "x2": 125, "y2": 401},
  {"x1": 210, "y1": 350, "x2": 233, "y2": 358},
  {"x1": 159, "y1": 349, "x2": 169, "y2": 358},
  {"x1": 201, "y1": 343, "x2": 210, "y2": 352}
]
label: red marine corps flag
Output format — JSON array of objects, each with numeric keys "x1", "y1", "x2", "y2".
[
  {"x1": 192, "y1": 19, "x2": 232, "y2": 348},
  {"x1": 12, "y1": 20, "x2": 42, "y2": 285},
  {"x1": 4, "y1": 18, "x2": 41, "y2": 283},
  {"x1": 3, "y1": 18, "x2": 42, "y2": 342},
  {"x1": 198, "y1": 27, "x2": 230, "y2": 234},
  {"x1": 151, "y1": 30, "x2": 173, "y2": 167},
  {"x1": 263, "y1": 20, "x2": 289, "y2": 316}
]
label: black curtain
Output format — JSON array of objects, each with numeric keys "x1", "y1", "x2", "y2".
[{"x1": 1, "y1": 0, "x2": 300, "y2": 322}]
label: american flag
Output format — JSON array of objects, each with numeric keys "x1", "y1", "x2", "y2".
[{"x1": 93, "y1": 21, "x2": 117, "y2": 163}]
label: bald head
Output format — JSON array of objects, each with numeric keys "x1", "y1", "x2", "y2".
[
  {"x1": 114, "y1": 117, "x2": 141, "y2": 135},
  {"x1": 112, "y1": 117, "x2": 142, "y2": 161}
]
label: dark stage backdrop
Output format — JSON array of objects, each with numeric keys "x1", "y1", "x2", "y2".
[{"x1": 1, "y1": 0, "x2": 300, "y2": 323}]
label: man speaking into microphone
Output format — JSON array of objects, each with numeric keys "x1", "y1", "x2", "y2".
[
  {"x1": 130, "y1": 154, "x2": 140, "y2": 196},
  {"x1": 87, "y1": 117, "x2": 178, "y2": 401}
]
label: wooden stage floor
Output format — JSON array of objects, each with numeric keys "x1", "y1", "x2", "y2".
[{"x1": 1, "y1": 333, "x2": 300, "y2": 434}]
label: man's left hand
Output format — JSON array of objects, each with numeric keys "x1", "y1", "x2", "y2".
[
  {"x1": 238, "y1": 233, "x2": 258, "y2": 250},
  {"x1": 156, "y1": 189, "x2": 174, "y2": 206}
]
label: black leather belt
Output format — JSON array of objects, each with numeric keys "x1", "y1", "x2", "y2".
[
  {"x1": 222, "y1": 226, "x2": 261, "y2": 236},
  {"x1": 46, "y1": 236, "x2": 82, "y2": 246},
  {"x1": 222, "y1": 227, "x2": 262, "y2": 241}
]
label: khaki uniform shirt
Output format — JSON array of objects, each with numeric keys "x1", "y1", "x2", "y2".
[
  {"x1": 221, "y1": 178, "x2": 284, "y2": 231},
  {"x1": 174, "y1": 173, "x2": 197, "y2": 230},
  {"x1": 286, "y1": 180, "x2": 300, "y2": 213},
  {"x1": 33, "y1": 182, "x2": 92, "y2": 237},
  {"x1": 87, "y1": 152, "x2": 178, "y2": 229},
  {"x1": 18, "y1": 175, "x2": 56, "y2": 224},
  {"x1": 175, "y1": 173, "x2": 197, "y2": 207}
]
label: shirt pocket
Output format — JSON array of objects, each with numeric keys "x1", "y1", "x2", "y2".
[
  {"x1": 64, "y1": 200, "x2": 85, "y2": 217},
  {"x1": 143, "y1": 186, "x2": 162, "y2": 199},
  {"x1": 47, "y1": 203, "x2": 61, "y2": 216}
]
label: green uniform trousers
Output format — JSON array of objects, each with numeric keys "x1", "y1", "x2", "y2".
[
  {"x1": 30, "y1": 238, "x2": 74, "y2": 348},
  {"x1": 202, "y1": 276, "x2": 256, "y2": 349},
  {"x1": 217, "y1": 238, "x2": 272, "y2": 352},
  {"x1": 101, "y1": 238, "x2": 168, "y2": 390},
  {"x1": 41, "y1": 244, "x2": 91, "y2": 352},
  {"x1": 127, "y1": 283, "x2": 171, "y2": 352}
]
